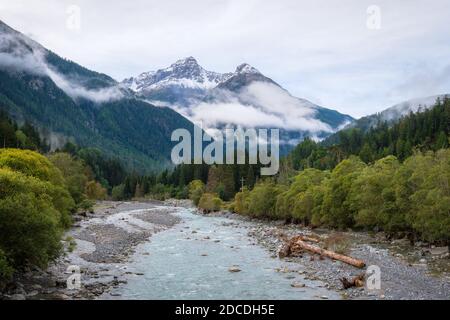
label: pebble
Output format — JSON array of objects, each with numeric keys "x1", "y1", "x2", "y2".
[
  {"x1": 27, "y1": 290, "x2": 39, "y2": 297},
  {"x1": 291, "y1": 282, "x2": 305, "y2": 288}
]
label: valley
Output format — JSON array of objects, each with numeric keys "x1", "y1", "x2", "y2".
[{"x1": 0, "y1": 14, "x2": 449, "y2": 303}]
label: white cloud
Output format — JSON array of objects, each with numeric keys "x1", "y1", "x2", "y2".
[
  {"x1": 174, "y1": 81, "x2": 333, "y2": 133},
  {"x1": 0, "y1": 30, "x2": 123, "y2": 103}
]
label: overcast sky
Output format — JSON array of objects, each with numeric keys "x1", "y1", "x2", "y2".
[{"x1": 0, "y1": 0, "x2": 449, "y2": 118}]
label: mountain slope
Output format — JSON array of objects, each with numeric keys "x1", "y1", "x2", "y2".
[
  {"x1": 347, "y1": 94, "x2": 449, "y2": 132},
  {"x1": 122, "y1": 58, "x2": 354, "y2": 148},
  {"x1": 0, "y1": 20, "x2": 195, "y2": 172},
  {"x1": 322, "y1": 94, "x2": 449, "y2": 146}
]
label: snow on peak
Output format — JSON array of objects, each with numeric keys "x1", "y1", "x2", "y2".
[
  {"x1": 122, "y1": 57, "x2": 231, "y2": 92},
  {"x1": 235, "y1": 63, "x2": 260, "y2": 74}
]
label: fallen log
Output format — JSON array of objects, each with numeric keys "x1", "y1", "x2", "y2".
[
  {"x1": 279, "y1": 236, "x2": 366, "y2": 268},
  {"x1": 293, "y1": 239, "x2": 366, "y2": 268}
]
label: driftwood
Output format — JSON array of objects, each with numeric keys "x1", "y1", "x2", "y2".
[
  {"x1": 279, "y1": 235, "x2": 366, "y2": 269},
  {"x1": 340, "y1": 274, "x2": 365, "y2": 289},
  {"x1": 278, "y1": 235, "x2": 319, "y2": 258}
]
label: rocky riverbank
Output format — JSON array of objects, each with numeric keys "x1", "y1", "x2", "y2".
[
  {"x1": 1, "y1": 201, "x2": 185, "y2": 300},
  {"x1": 207, "y1": 210, "x2": 450, "y2": 300}
]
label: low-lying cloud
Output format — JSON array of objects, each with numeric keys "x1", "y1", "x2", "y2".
[
  {"x1": 176, "y1": 81, "x2": 333, "y2": 135},
  {"x1": 0, "y1": 32, "x2": 123, "y2": 103}
]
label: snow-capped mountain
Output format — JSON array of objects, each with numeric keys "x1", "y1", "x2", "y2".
[
  {"x1": 122, "y1": 57, "x2": 232, "y2": 106},
  {"x1": 122, "y1": 57, "x2": 354, "y2": 148}
]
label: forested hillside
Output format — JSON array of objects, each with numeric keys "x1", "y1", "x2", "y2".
[
  {"x1": 290, "y1": 96, "x2": 450, "y2": 170},
  {"x1": 0, "y1": 20, "x2": 197, "y2": 173}
]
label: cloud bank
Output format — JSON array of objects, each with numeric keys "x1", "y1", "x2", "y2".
[
  {"x1": 0, "y1": 32, "x2": 123, "y2": 103},
  {"x1": 174, "y1": 81, "x2": 333, "y2": 135}
]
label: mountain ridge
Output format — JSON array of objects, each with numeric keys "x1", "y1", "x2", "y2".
[{"x1": 122, "y1": 57, "x2": 354, "y2": 148}]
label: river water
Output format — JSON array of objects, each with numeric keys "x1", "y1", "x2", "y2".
[{"x1": 106, "y1": 207, "x2": 340, "y2": 300}]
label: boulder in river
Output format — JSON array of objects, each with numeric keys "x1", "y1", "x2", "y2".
[{"x1": 228, "y1": 266, "x2": 241, "y2": 273}]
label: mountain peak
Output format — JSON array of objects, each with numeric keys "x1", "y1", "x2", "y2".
[
  {"x1": 235, "y1": 63, "x2": 260, "y2": 74},
  {"x1": 122, "y1": 57, "x2": 231, "y2": 93},
  {"x1": 173, "y1": 56, "x2": 199, "y2": 66}
]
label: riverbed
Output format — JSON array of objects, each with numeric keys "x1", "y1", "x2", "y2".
[{"x1": 103, "y1": 206, "x2": 337, "y2": 299}]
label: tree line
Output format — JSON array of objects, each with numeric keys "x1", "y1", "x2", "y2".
[{"x1": 290, "y1": 96, "x2": 450, "y2": 171}]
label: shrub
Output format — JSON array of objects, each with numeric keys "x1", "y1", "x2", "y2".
[
  {"x1": 111, "y1": 184, "x2": 125, "y2": 200},
  {"x1": 0, "y1": 168, "x2": 63, "y2": 273},
  {"x1": 276, "y1": 168, "x2": 329, "y2": 223},
  {"x1": 349, "y1": 156, "x2": 400, "y2": 232},
  {"x1": 320, "y1": 156, "x2": 366, "y2": 229},
  {"x1": 198, "y1": 193, "x2": 222, "y2": 212},
  {"x1": 48, "y1": 152, "x2": 88, "y2": 204},
  {"x1": 233, "y1": 187, "x2": 250, "y2": 215},
  {"x1": 188, "y1": 180, "x2": 205, "y2": 205},
  {"x1": 398, "y1": 150, "x2": 450, "y2": 242},
  {"x1": 0, "y1": 248, "x2": 13, "y2": 286},
  {"x1": 85, "y1": 180, "x2": 107, "y2": 200},
  {"x1": 0, "y1": 149, "x2": 65, "y2": 186},
  {"x1": 246, "y1": 181, "x2": 284, "y2": 219}
]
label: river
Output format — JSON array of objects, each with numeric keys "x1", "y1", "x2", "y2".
[{"x1": 104, "y1": 206, "x2": 340, "y2": 299}]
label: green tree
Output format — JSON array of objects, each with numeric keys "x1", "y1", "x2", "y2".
[{"x1": 320, "y1": 156, "x2": 366, "y2": 228}]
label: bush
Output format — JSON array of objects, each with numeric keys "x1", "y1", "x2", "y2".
[
  {"x1": 188, "y1": 180, "x2": 205, "y2": 205},
  {"x1": 349, "y1": 156, "x2": 400, "y2": 232},
  {"x1": 0, "y1": 168, "x2": 63, "y2": 274},
  {"x1": 0, "y1": 149, "x2": 75, "y2": 226},
  {"x1": 111, "y1": 184, "x2": 126, "y2": 200},
  {"x1": 198, "y1": 193, "x2": 222, "y2": 212},
  {"x1": 398, "y1": 150, "x2": 450, "y2": 242},
  {"x1": 0, "y1": 149, "x2": 65, "y2": 186},
  {"x1": 175, "y1": 186, "x2": 189, "y2": 199},
  {"x1": 276, "y1": 168, "x2": 329, "y2": 223},
  {"x1": 147, "y1": 183, "x2": 171, "y2": 200},
  {"x1": 233, "y1": 187, "x2": 250, "y2": 215},
  {"x1": 48, "y1": 152, "x2": 88, "y2": 204},
  {"x1": 320, "y1": 156, "x2": 366, "y2": 229},
  {"x1": 246, "y1": 181, "x2": 284, "y2": 219},
  {"x1": 85, "y1": 180, "x2": 107, "y2": 200},
  {"x1": 0, "y1": 248, "x2": 13, "y2": 286}
]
